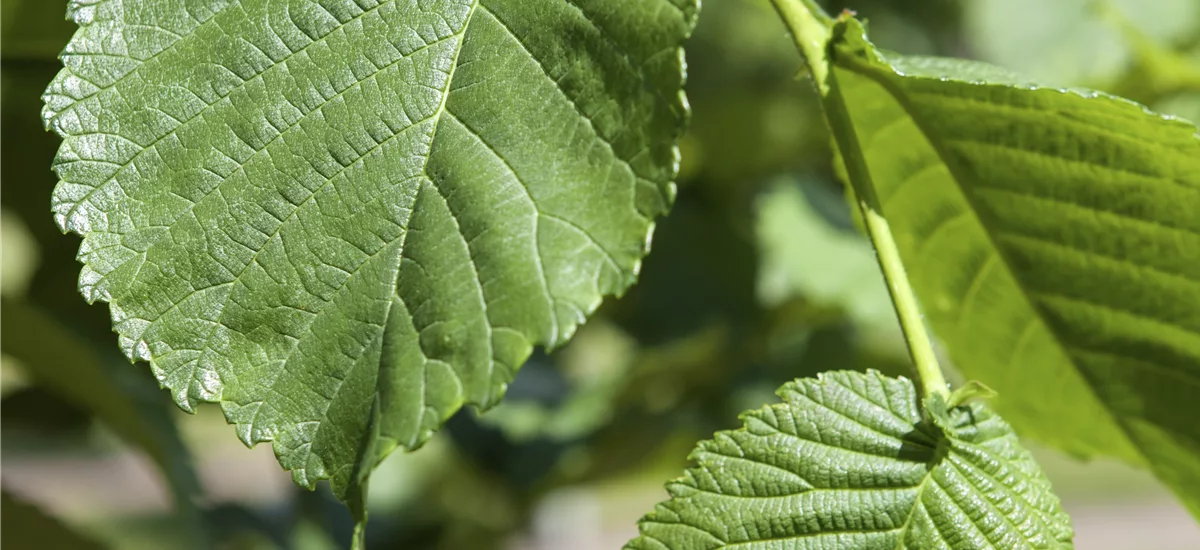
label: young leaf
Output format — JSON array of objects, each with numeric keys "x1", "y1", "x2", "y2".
[
  {"x1": 826, "y1": 18, "x2": 1200, "y2": 515},
  {"x1": 43, "y1": 0, "x2": 698, "y2": 517},
  {"x1": 627, "y1": 370, "x2": 1074, "y2": 550}
]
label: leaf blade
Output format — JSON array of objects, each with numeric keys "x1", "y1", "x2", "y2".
[
  {"x1": 626, "y1": 371, "x2": 1073, "y2": 550},
  {"x1": 828, "y1": 18, "x2": 1200, "y2": 516},
  {"x1": 45, "y1": 0, "x2": 697, "y2": 507}
]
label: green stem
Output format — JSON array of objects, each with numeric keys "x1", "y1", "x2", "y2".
[
  {"x1": 352, "y1": 522, "x2": 367, "y2": 550},
  {"x1": 857, "y1": 206, "x2": 948, "y2": 399},
  {"x1": 770, "y1": 0, "x2": 833, "y2": 94},
  {"x1": 767, "y1": 0, "x2": 949, "y2": 399}
]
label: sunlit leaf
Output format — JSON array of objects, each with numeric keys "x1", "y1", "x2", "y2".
[
  {"x1": 827, "y1": 17, "x2": 1200, "y2": 517},
  {"x1": 44, "y1": 0, "x2": 698, "y2": 522},
  {"x1": 627, "y1": 370, "x2": 1073, "y2": 550},
  {"x1": 756, "y1": 177, "x2": 893, "y2": 327}
]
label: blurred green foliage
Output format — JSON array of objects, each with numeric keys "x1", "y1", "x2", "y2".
[{"x1": 3, "y1": 0, "x2": 1200, "y2": 548}]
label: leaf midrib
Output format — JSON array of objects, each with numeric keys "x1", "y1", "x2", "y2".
[{"x1": 292, "y1": 0, "x2": 485, "y2": 459}]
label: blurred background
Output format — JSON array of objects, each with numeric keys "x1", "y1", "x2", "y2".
[{"x1": 4, "y1": 0, "x2": 1200, "y2": 548}]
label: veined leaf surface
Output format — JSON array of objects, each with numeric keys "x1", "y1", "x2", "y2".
[
  {"x1": 44, "y1": 0, "x2": 697, "y2": 511},
  {"x1": 627, "y1": 370, "x2": 1074, "y2": 550},
  {"x1": 827, "y1": 18, "x2": 1200, "y2": 515}
]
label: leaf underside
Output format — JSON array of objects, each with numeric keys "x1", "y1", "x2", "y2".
[
  {"x1": 627, "y1": 370, "x2": 1074, "y2": 550},
  {"x1": 44, "y1": 0, "x2": 697, "y2": 505},
  {"x1": 829, "y1": 19, "x2": 1200, "y2": 516}
]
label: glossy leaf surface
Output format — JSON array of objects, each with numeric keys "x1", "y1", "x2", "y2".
[
  {"x1": 627, "y1": 370, "x2": 1074, "y2": 549},
  {"x1": 45, "y1": 0, "x2": 697, "y2": 511}
]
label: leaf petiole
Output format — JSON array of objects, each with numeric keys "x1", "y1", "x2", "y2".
[{"x1": 767, "y1": 0, "x2": 949, "y2": 399}]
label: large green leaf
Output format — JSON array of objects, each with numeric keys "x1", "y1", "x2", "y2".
[
  {"x1": 627, "y1": 370, "x2": 1073, "y2": 549},
  {"x1": 826, "y1": 18, "x2": 1200, "y2": 515},
  {"x1": 44, "y1": 0, "x2": 697, "y2": 513}
]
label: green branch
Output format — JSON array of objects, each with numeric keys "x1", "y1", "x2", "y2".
[
  {"x1": 767, "y1": 0, "x2": 949, "y2": 399},
  {"x1": 770, "y1": 0, "x2": 833, "y2": 94}
]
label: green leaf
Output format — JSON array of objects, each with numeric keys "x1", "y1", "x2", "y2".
[
  {"x1": 477, "y1": 320, "x2": 635, "y2": 443},
  {"x1": 755, "y1": 177, "x2": 893, "y2": 327},
  {"x1": 627, "y1": 370, "x2": 1074, "y2": 550},
  {"x1": 44, "y1": 0, "x2": 698, "y2": 516},
  {"x1": 964, "y1": 0, "x2": 1199, "y2": 87},
  {"x1": 1, "y1": 491, "x2": 107, "y2": 550},
  {"x1": 0, "y1": 298, "x2": 208, "y2": 549},
  {"x1": 946, "y1": 380, "x2": 997, "y2": 409},
  {"x1": 826, "y1": 18, "x2": 1200, "y2": 516}
]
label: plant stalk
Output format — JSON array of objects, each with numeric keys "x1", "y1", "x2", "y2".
[
  {"x1": 856, "y1": 206, "x2": 948, "y2": 399},
  {"x1": 767, "y1": 0, "x2": 949, "y2": 399},
  {"x1": 770, "y1": 0, "x2": 834, "y2": 94},
  {"x1": 352, "y1": 523, "x2": 366, "y2": 550}
]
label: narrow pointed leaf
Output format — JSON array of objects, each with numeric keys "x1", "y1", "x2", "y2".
[
  {"x1": 826, "y1": 18, "x2": 1200, "y2": 516},
  {"x1": 44, "y1": 0, "x2": 698, "y2": 514},
  {"x1": 627, "y1": 370, "x2": 1073, "y2": 550}
]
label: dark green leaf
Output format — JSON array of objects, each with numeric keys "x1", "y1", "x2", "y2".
[
  {"x1": 627, "y1": 371, "x2": 1073, "y2": 550},
  {"x1": 44, "y1": 0, "x2": 698, "y2": 516}
]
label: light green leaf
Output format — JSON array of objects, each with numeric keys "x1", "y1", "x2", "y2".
[
  {"x1": 946, "y1": 380, "x2": 997, "y2": 409},
  {"x1": 1, "y1": 209, "x2": 40, "y2": 297},
  {"x1": 827, "y1": 18, "x2": 1200, "y2": 516},
  {"x1": 478, "y1": 320, "x2": 635, "y2": 443},
  {"x1": 0, "y1": 298, "x2": 208, "y2": 549},
  {"x1": 627, "y1": 370, "x2": 1073, "y2": 550},
  {"x1": 1, "y1": 491, "x2": 107, "y2": 550},
  {"x1": 44, "y1": 0, "x2": 698, "y2": 518},
  {"x1": 756, "y1": 177, "x2": 894, "y2": 327},
  {"x1": 964, "y1": 0, "x2": 1199, "y2": 87}
]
